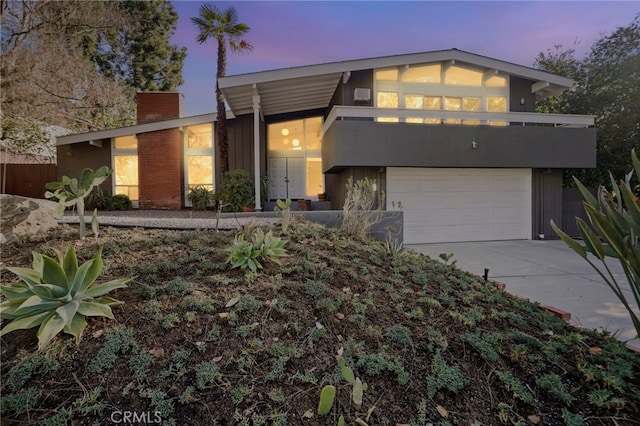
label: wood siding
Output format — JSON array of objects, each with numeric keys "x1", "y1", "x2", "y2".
[
  {"x1": 216, "y1": 115, "x2": 267, "y2": 190},
  {"x1": 56, "y1": 140, "x2": 114, "y2": 194},
  {"x1": 562, "y1": 187, "x2": 596, "y2": 238},
  {"x1": 325, "y1": 166, "x2": 386, "y2": 210},
  {"x1": 509, "y1": 76, "x2": 536, "y2": 113},
  {"x1": 531, "y1": 169, "x2": 563, "y2": 239}
]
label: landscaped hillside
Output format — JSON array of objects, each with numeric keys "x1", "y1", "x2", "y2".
[{"x1": 1, "y1": 220, "x2": 639, "y2": 425}]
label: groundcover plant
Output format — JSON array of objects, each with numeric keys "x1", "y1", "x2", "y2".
[{"x1": 1, "y1": 220, "x2": 639, "y2": 425}]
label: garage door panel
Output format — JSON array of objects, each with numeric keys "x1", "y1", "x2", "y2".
[{"x1": 388, "y1": 168, "x2": 531, "y2": 244}]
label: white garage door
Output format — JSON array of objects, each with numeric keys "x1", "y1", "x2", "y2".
[{"x1": 387, "y1": 168, "x2": 532, "y2": 244}]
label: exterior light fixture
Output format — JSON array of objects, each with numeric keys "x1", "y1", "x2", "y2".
[{"x1": 472, "y1": 141, "x2": 478, "y2": 149}]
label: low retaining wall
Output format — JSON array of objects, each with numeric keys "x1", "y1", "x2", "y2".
[{"x1": 233, "y1": 210, "x2": 403, "y2": 244}]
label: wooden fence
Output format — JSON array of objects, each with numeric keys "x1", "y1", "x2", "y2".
[{"x1": 0, "y1": 164, "x2": 57, "y2": 199}]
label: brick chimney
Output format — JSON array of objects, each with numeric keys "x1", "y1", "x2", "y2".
[
  {"x1": 136, "y1": 92, "x2": 182, "y2": 124},
  {"x1": 136, "y1": 92, "x2": 184, "y2": 209}
]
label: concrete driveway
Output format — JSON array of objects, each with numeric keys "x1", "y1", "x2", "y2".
[{"x1": 408, "y1": 240, "x2": 640, "y2": 349}]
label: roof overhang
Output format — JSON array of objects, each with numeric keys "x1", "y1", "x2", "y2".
[
  {"x1": 56, "y1": 113, "x2": 220, "y2": 146},
  {"x1": 219, "y1": 48, "x2": 574, "y2": 117}
]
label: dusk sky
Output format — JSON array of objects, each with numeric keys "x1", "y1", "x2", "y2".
[{"x1": 170, "y1": 1, "x2": 639, "y2": 117}]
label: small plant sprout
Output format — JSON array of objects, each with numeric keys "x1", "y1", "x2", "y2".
[
  {"x1": 338, "y1": 358, "x2": 368, "y2": 409},
  {"x1": 438, "y1": 252, "x2": 456, "y2": 265},
  {"x1": 274, "y1": 198, "x2": 292, "y2": 232},
  {"x1": 45, "y1": 166, "x2": 112, "y2": 239},
  {"x1": 91, "y1": 208, "x2": 100, "y2": 239},
  {"x1": 317, "y1": 385, "x2": 336, "y2": 416}
]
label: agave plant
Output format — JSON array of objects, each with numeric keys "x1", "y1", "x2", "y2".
[
  {"x1": 0, "y1": 245, "x2": 131, "y2": 349},
  {"x1": 551, "y1": 149, "x2": 640, "y2": 339}
]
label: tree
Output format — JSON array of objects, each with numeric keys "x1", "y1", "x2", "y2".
[
  {"x1": 191, "y1": 4, "x2": 252, "y2": 176},
  {"x1": 535, "y1": 15, "x2": 640, "y2": 187},
  {"x1": 1, "y1": 0, "x2": 186, "y2": 133},
  {"x1": 89, "y1": 0, "x2": 186, "y2": 91},
  {"x1": 1, "y1": 0, "x2": 135, "y2": 132}
]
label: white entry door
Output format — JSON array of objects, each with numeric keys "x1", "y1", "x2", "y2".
[
  {"x1": 268, "y1": 157, "x2": 306, "y2": 200},
  {"x1": 387, "y1": 168, "x2": 532, "y2": 244}
]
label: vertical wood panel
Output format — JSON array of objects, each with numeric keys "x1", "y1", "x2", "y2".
[
  {"x1": 562, "y1": 187, "x2": 595, "y2": 237},
  {"x1": 327, "y1": 166, "x2": 385, "y2": 210}
]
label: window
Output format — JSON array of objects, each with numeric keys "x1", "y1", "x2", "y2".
[
  {"x1": 486, "y1": 75, "x2": 507, "y2": 87},
  {"x1": 306, "y1": 158, "x2": 323, "y2": 197},
  {"x1": 184, "y1": 124, "x2": 214, "y2": 204},
  {"x1": 402, "y1": 64, "x2": 441, "y2": 83},
  {"x1": 113, "y1": 135, "x2": 138, "y2": 205},
  {"x1": 187, "y1": 123, "x2": 212, "y2": 149},
  {"x1": 488, "y1": 97, "x2": 508, "y2": 126},
  {"x1": 444, "y1": 97, "x2": 462, "y2": 124},
  {"x1": 375, "y1": 61, "x2": 510, "y2": 126},
  {"x1": 267, "y1": 117, "x2": 324, "y2": 199},
  {"x1": 377, "y1": 91, "x2": 398, "y2": 122},
  {"x1": 463, "y1": 97, "x2": 481, "y2": 125},
  {"x1": 114, "y1": 135, "x2": 137, "y2": 149},
  {"x1": 444, "y1": 65, "x2": 483, "y2": 86},
  {"x1": 375, "y1": 69, "x2": 398, "y2": 81},
  {"x1": 268, "y1": 120, "x2": 305, "y2": 151}
]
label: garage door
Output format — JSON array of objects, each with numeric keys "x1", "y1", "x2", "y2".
[{"x1": 387, "y1": 168, "x2": 532, "y2": 244}]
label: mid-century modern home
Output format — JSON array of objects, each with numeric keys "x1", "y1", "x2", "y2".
[{"x1": 56, "y1": 48, "x2": 596, "y2": 244}]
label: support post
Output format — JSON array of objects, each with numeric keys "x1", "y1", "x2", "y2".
[{"x1": 253, "y1": 94, "x2": 261, "y2": 210}]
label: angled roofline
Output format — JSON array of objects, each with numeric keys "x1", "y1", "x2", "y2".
[
  {"x1": 56, "y1": 113, "x2": 220, "y2": 146},
  {"x1": 219, "y1": 48, "x2": 573, "y2": 89}
]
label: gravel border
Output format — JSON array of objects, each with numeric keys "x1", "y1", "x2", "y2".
[{"x1": 59, "y1": 214, "x2": 279, "y2": 230}]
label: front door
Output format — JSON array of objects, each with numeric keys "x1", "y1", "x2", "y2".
[{"x1": 268, "y1": 157, "x2": 305, "y2": 200}]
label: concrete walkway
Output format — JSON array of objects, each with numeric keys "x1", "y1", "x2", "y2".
[{"x1": 409, "y1": 240, "x2": 640, "y2": 349}]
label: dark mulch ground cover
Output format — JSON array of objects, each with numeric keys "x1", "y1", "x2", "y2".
[{"x1": 1, "y1": 219, "x2": 639, "y2": 425}]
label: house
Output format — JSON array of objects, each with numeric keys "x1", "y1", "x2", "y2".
[{"x1": 56, "y1": 48, "x2": 596, "y2": 244}]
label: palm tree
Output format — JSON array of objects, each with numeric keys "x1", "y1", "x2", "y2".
[{"x1": 191, "y1": 4, "x2": 252, "y2": 176}]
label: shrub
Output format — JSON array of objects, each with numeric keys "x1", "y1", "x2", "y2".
[
  {"x1": 85, "y1": 185, "x2": 112, "y2": 210},
  {"x1": 110, "y1": 194, "x2": 132, "y2": 210},
  {"x1": 187, "y1": 185, "x2": 213, "y2": 211},
  {"x1": 0, "y1": 245, "x2": 131, "y2": 349},
  {"x1": 551, "y1": 149, "x2": 640, "y2": 339},
  {"x1": 86, "y1": 190, "x2": 131, "y2": 212},
  {"x1": 220, "y1": 169, "x2": 254, "y2": 212},
  {"x1": 342, "y1": 177, "x2": 385, "y2": 240}
]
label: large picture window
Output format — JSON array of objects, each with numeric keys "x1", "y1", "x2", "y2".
[
  {"x1": 112, "y1": 135, "x2": 138, "y2": 206},
  {"x1": 184, "y1": 123, "x2": 214, "y2": 205},
  {"x1": 375, "y1": 62, "x2": 510, "y2": 125},
  {"x1": 267, "y1": 117, "x2": 324, "y2": 199}
]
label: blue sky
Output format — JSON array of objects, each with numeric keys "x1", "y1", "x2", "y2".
[{"x1": 170, "y1": 1, "x2": 639, "y2": 116}]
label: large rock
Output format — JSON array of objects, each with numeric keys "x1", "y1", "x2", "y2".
[{"x1": 1, "y1": 195, "x2": 59, "y2": 244}]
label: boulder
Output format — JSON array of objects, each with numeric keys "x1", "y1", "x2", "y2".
[{"x1": 1, "y1": 195, "x2": 59, "y2": 244}]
